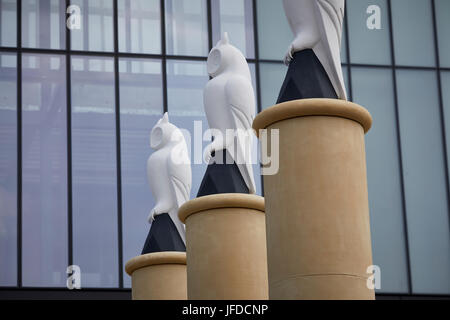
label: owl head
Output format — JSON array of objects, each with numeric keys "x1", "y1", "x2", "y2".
[
  {"x1": 207, "y1": 32, "x2": 250, "y2": 79},
  {"x1": 150, "y1": 112, "x2": 184, "y2": 150}
]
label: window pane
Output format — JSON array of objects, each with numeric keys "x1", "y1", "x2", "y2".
[
  {"x1": 435, "y1": 0, "x2": 450, "y2": 68},
  {"x1": 397, "y1": 69, "x2": 450, "y2": 294},
  {"x1": 347, "y1": 0, "x2": 391, "y2": 65},
  {"x1": 71, "y1": 56, "x2": 118, "y2": 287},
  {"x1": 119, "y1": 58, "x2": 163, "y2": 287},
  {"x1": 22, "y1": 0, "x2": 65, "y2": 49},
  {"x1": 352, "y1": 67, "x2": 409, "y2": 293},
  {"x1": 0, "y1": 53, "x2": 17, "y2": 286},
  {"x1": 71, "y1": 0, "x2": 114, "y2": 52},
  {"x1": 259, "y1": 62, "x2": 285, "y2": 110},
  {"x1": 211, "y1": 0, "x2": 255, "y2": 58},
  {"x1": 118, "y1": 0, "x2": 161, "y2": 54},
  {"x1": 167, "y1": 60, "x2": 208, "y2": 197},
  {"x1": 21, "y1": 54, "x2": 68, "y2": 287},
  {"x1": 391, "y1": 0, "x2": 435, "y2": 67},
  {"x1": 1, "y1": 0, "x2": 17, "y2": 47},
  {"x1": 256, "y1": 0, "x2": 291, "y2": 61},
  {"x1": 165, "y1": 0, "x2": 208, "y2": 56}
]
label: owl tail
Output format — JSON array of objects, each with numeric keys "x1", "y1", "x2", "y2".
[{"x1": 169, "y1": 208, "x2": 186, "y2": 245}]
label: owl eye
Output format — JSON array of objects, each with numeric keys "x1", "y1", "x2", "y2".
[
  {"x1": 207, "y1": 49, "x2": 222, "y2": 76},
  {"x1": 150, "y1": 126, "x2": 163, "y2": 149}
]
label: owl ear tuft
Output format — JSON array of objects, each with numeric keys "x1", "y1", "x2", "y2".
[
  {"x1": 162, "y1": 112, "x2": 169, "y2": 123},
  {"x1": 221, "y1": 32, "x2": 229, "y2": 45}
]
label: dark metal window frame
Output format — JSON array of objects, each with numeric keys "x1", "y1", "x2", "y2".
[{"x1": 0, "y1": 0, "x2": 449, "y2": 298}]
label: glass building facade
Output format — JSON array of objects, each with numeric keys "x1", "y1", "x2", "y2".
[{"x1": 0, "y1": 0, "x2": 449, "y2": 297}]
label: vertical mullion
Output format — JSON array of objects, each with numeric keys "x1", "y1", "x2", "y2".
[
  {"x1": 65, "y1": 0, "x2": 73, "y2": 272},
  {"x1": 431, "y1": 0, "x2": 450, "y2": 238},
  {"x1": 387, "y1": 0, "x2": 413, "y2": 295},
  {"x1": 113, "y1": 0, "x2": 124, "y2": 289},
  {"x1": 16, "y1": 0, "x2": 22, "y2": 288},
  {"x1": 343, "y1": 6, "x2": 352, "y2": 101},
  {"x1": 251, "y1": 0, "x2": 263, "y2": 196},
  {"x1": 161, "y1": 0, "x2": 168, "y2": 113},
  {"x1": 206, "y1": 0, "x2": 212, "y2": 51}
]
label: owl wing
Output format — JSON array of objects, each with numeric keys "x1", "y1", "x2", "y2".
[
  {"x1": 225, "y1": 75, "x2": 257, "y2": 194},
  {"x1": 314, "y1": 0, "x2": 347, "y2": 100},
  {"x1": 167, "y1": 140, "x2": 192, "y2": 244}
]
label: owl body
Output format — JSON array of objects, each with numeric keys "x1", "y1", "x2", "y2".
[
  {"x1": 204, "y1": 74, "x2": 234, "y2": 137},
  {"x1": 203, "y1": 33, "x2": 256, "y2": 194},
  {"x1": 283, "y1": 0, "x2": 347, "y2": 100},
  {"x1": 147, "y1": 147, "x2": 173, "y2": 212},
  {"x1": 147, "y1": 112, "x2": 191, "y2": 244}
]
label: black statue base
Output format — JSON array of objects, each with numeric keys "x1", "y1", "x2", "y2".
[
  {"x1": 277, "y1": 49, "x2": 338, "y2": 104},
  {"x1": 141, "y1": 213, "x2": 185, "y2": 254},
  {"x1": 197, "y1": 149, "x2": 249, "y2": 197}
]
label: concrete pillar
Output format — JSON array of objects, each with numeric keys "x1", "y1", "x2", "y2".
[
  {"x1": 178, "y1": 193, "x2": 268, "y2": 300},
  {"x1": 125, "y1": 251, "x2": 187, "y2": 300},
  {"x1": 253, "y1": 98, "x2": 375, "y2": 300}
]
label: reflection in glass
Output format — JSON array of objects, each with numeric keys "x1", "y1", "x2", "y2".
[
  {"x1": 435, "y1": 0, "x2": 450, "y2": 67},
  {"x1": 21, "y1": 54, "x2": 68, "y2": 287},
  {"x1": 347, "y1": 0, "x2": 391, "y2": 65},
  {"x1": 165, "y1": 0, "x2": 208, "y2": 56},
  {"x1": 71, "y1": 0, "x2": 114, "y2": 52},
  {"x1": 167, "y1": 60, "x2": 208, "y2": 198},
  {"x1": 71, "y1": 56, "x2": 118, "y2": 287},
  {"x1": 0, "y1": 0, "x2": 17, "y2": 47},
  {"x1": 211, "y1": 0, "x2": 255, "y2": 58},
  {"x1": 396, "y1": 70, "x2": 450, "y2": 294},
  {"x1": 22, "y1": 0, "x2": 65, "y2": 49},
  {"x1": 256, "y1": 0, "x2": 291, "y2": 60},
  {"x1": 0, "y1": 53, "x2": 17, "y2": 286},
  {"x1": 391, "y1": 0, "x2": 435, "y2": 67},
  {"x1": 119, "y1": 58, "x2": 163, "y2": 287},
  {"x1": 118, "y1": 0, "x2": 161, "y2": 54},
  {"x1": 352, "y1": 67, "x2": 409, "y2": 293},
  {"x1": 259, "y1": 62, "x2": 285, "y2": 110}
]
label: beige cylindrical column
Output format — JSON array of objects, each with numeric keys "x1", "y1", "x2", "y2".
[
  {"x1": 125, "y1": 251, "x2": 187, "y2": 300},
  {"x1": 178, "y1": 193, "x2": 268, "y2": 300},
  {"x1": 253, "y1": 98, "x2": 375, "y2": 300}
]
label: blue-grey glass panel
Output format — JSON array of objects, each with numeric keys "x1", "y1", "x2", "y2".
[
  {"x1": 22, "y1": 54, "x2": 68, "y2": 287},
  {"x1": 71, "y1": 0, "x2": 114, "y2": 52},
  {"x1": 347, "y1": 0, "x2": 391, "y2": 65},
  {"x1": 165, "y1": 0, "x2": 208, "y2": 57},
  {"x1": 397, "y1": 69, "x2": 450, "y2": 294},
  {"x1": 211, "y1": 0, "x2": 255, "y2": 59},
  {"x1": 22, "y1": 0, "x2": 65, "y2": 49},
  {"x1": 1, "y1": 0, "x2": 17, "y2": 47},
  {"x1": 0, "y1": 53, "x2": 17, "y2": 286},
  {"x1": 167, "y1": 60, "x2": 208, "y2": 198},
  {"x1": 352, "y1": 67, "x2": 409, "y2": 293},
  {"x1": 391, "y1": 0, "x2": 435, "y2": 67},
  {"x1": 342, "y1": 65, "x2": 350, "y2": 99},
  {"x1": 118, "y1": 0, "x2": 161, "y2": 54},
  {"x1": 119, "y1": 58, "x2": 163, "y2": 288},
  {"x1": 71, "y1": 56, "x2": 118, "y2": 288},
  {"x1": 435, "y1": 0, "x2": 450, "y2": 68},
  {"x1": 256, "y1": 0, "x2": 291, "y2": 61},
  {"x1": 259, "y1": 62, "x2": 285, "y2": 110}
]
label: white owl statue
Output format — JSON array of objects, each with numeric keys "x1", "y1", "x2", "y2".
[
  {"x1": 203, "y1": 32, "x2": 256, "y2": 194},
  {"x1": 283, "y1": 0, "x2": 347, "y2": 100},
  {"x1": 147, "y1": 112, "x2": 191, "y2": 244}
]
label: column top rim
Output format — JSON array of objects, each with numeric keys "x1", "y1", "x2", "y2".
[
  {"x1": 178, "y1": 193, "x2": 265, "y2": 223},
  {"x1": 253, "y1": 99, "x2": 372, "y2": 135}
]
